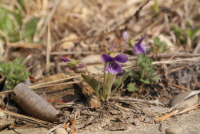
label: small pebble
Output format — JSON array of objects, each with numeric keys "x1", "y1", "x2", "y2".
[
  {"x1": 165, "y1": 127, "x2": 183, "y2": 134},
  {"x1": 169, "y1": 91, "x2": 199, "y2": 109},
  {"x1": 54, "y1": 128, "x2": 68, "y2": 134},
  {"x1": 0, "y1": 112, "x2": 5, "y2": 119}
]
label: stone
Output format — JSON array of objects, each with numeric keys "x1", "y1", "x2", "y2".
[
  {"x1": 169, "y1": 91, "x2": 199, "y2": 109},
  {"x1": 165, "y1": 127, "x2": 183, "y2": 134},
  {"x1": 0, "y1": 112, "x2": 5, "y2": 119},
  {"x1": 54, "y1": 128, "x2": 68, "y2": 134}
]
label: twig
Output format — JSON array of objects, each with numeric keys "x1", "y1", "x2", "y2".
[
  {"x1": 161, "y1": 47, "x2": 182, "y2": 68},
  {"x1": 63, "y1": 122, "x2": 70, "y2": 129},
  {"x1": 155, "y1": 103, "x2": 200, "y2": 122},
  {"x1": 111, "y1": 97, "x2": 164, "y2": 106},
  {"x1": 154, "y1": 110, "x2": 179, "y2": 122},
  {"x1": 177, "y1": 103, "x2": 200, "y2": 114},
  {"x1": 46, "y1": 23, "x2": 51, "y2": 73},
  {"x1": 70, "y1": 111, "x2": 77, "y2": 134},
  {"x1": 29, "y1": 75, "x2": 81, "y2": 89},
  {"x1": 7, "y1": 42, "x2": 43, "y2": 48},
  {"x1": 152, "y1": 57, "x2": 200, "y2": 65},
  {"x1": 50, "y1": 51, "x2": 94, "y2": 55},
  {"x1": 166, "y1": 66, "x2": 186, "y2": 75},
  {"x1": 30, "y1": 81, "x2": 81, "y2": 90},
  {"x1": 0, "y1": 75, "x2": 82, "y2": 95},
  {"x1": 168, "y1": 83, "x2": 190, "y2": 91},
  {"x1": 127, "y1": 53, "x2": 200, "y2": 61},
  {"x1": 0, "y1": 109, "x2": 51, "y2": 125}
]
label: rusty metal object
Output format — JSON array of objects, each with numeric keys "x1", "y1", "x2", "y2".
[{"x1": 12, "y1": 83, "x2": 62, "y2": 122}]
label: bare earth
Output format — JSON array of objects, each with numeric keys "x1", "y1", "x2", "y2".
[{"x1": 1, "y1": 108, "x2": 199, "y2": 134}]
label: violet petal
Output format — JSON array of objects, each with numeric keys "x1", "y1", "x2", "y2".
[
  {"x1": 110, "y1": 43, "x2": 115, "y2": 51},
  {"x1": 76, "y1": 63, "x2": 85, "y2": 68},
  {"x1": 60, "y1": 57, "x2": 71, "y2": 62},
  {"x1": 135, "y1": 44, "x2": 146, "y2": 54},
  {"x1": 114, "y1": 54, "x2": 128, "y2": 63},
  {"x1": 122, "y1": 31, "x2": 129, "y2": 43},
  {"x1": 106, "y1": 62, "x2": 123, "y2": 74},
  {"x1": 101, "y1": 54, "x2": 113, "y2": 63},
  {"x1": 136, "y1": 35, "x2": 145, "y2": 45}
]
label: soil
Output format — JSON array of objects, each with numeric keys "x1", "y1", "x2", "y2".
[{"x1": 0, "y1": 108, "x2": 200, "y2": 134}]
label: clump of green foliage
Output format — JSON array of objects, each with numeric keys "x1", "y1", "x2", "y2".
[
  {"x1": 154, "y1": 37, "x2": 169, "y2": 53},
  {"x1": 126, "y1": 54, "x2": 158, "y2": 92},
  {"x1": 170, "y1": 22, "x2": 200, "y2": 49},
  {"x1": 137, "y1": 54, "x2": 158, "y2": 84},
  {"x1": 0, "y1": 58, "x2": 30, "y2": 89},
  {"x1": 0, "y1": 1, "x2": 39, "y2": 42}
]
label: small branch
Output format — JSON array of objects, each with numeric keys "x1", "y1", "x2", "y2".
[
  {"x1": 111, "y1": 97, "x2": 164, "y2": 106},
  {"x1": 0, "y1": 109, "x2": 51, "y2": 125},
  {"x1": 168, "y1": 83, "x2": 190, "y2": 91}
]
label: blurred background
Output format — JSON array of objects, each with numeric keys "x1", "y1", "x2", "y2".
[{"x1": 0, "y1": 0, "x2": 199, "y2": 63}]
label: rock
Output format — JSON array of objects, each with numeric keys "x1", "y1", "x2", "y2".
[
  {"x1": 61, "y1": 34, "x2": 77, "y2": 50},
  {"x1": 169, "y1": 91, "x2": 199, "y2": 109},
  {"x1": 54, "y1": 128, "x2": 68, "y2": 134},
  {"x1": 165, "y1": 127, "x2": 183, "y2": 134},
  {"x1": 0, "y1": 112, "x2": 5, "y2": 119},
  {"x1": 81, "y1": 54, "x2": 102, "y2": 64}
]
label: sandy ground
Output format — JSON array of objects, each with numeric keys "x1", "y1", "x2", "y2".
[{"x1": 1, "y1": 108, "x2": 200, "y2": 134}]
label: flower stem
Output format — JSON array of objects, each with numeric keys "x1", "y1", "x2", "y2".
[{"x1": 102, "y1": 71, "x2": 116, "y2": 101}]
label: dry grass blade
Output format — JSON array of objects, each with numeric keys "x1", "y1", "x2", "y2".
[
  {"x1": 177, "y1": 103, "x2": 200, "y2": 114},
  {"x1": 46, "y1": 23, "x2": 51, "y2": 73},
  {"x1": 70, "y1": 111, "x2": 77, "y2": 134},
  {"x1": 63, "y1": 122, "x2": 70, "y2": 129},
  {"x1": 29, "y1": 75, "x2": 81, "y2": 89},
  {"x1": 154, "y1": 110, "x2": 179, "y2": 122},
  {"x1": 152, "y1": 57, "x2": 200, "y2": 65},
  {"x1": 155, "y1": 103, "x2": 200, "y2": 122},
  {"x1": 0, "y1": 75, "x2": 81, "y2": 95},
  {"x1": 168, "y1": 83, "x2": 190, "y2": 91},
  {"x1": 30, "y1": 81, "x2": 81, "y2": 90},
  {"x1": 0, "y1": 109, "x2": 51, "y2": 125}
]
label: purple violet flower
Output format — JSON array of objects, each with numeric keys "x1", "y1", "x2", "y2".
[
  {"x1": 134, "y1": 35, "x2": 146, "y2": 54},
  {"x1": 122, "y1": 31, "x2": 129, "y2": 43},
  {"x1": 110, "y1": 43, "x2": 115, "y2": 51},
  {"x1": 76, "y1": 63, "x2": 85, "y2": 68},
  {"x1": 60, "y1": 57, "x2": 70, "y2": 62},
  {"x1": 101, "y1": 54, "x2": 128, "y2": 74}
]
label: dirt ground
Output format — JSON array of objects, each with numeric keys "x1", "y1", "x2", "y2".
[{"x1": 0, "y1": 108, "x2": 199, "y2": 134}]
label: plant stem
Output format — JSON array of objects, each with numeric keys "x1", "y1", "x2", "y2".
[
  {"x1": 102, "y1": 72, "x2": 116, "y2": 101},
  {"x1": 102, "y1": 63, "x2": 107, "y2": 101}
]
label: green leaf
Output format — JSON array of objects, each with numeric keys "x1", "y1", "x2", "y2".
[
  {"x1": 170, "y1": 24, "x2": 182, "y2": 37},
  {"x1": 81, "y1": 74, "x2": 101, "y2": 96},
  {"x1": 127, "y1": 83, "x2": 139, "y2": 92},
  {"x1": 111, "y1": 71, "x2": 131, "y2": 95},
  {"x1": 189, "y1": 26, "x2": 200, "y2": 41},
  {"x1": 0, "y1": 58, "x2": 30, "y2": 90},
  {"x1": 154, "y1": 37, "x2": 169, "y2": 53},
  {"x1": 152, "y1": 0, "x2": 159, "y2": 13},
  {"x1": 140, "y1": 79, "x2": 150, "y2": 84},
  {"x1": 67, "y1": 60, "x2": 80, "y2": 67},
  {"x1": 23, "y1": 17, "x2": 39, "y2": 40},
  {"x1": 5, "y1": 83, "x2": 13, "y2": 90},
  {"x1": 151, "y1": 76, "x2": 158, "y2": 81},
  {"x1": 17, "y1": 0, "x2": 26, "y2": 11}
]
